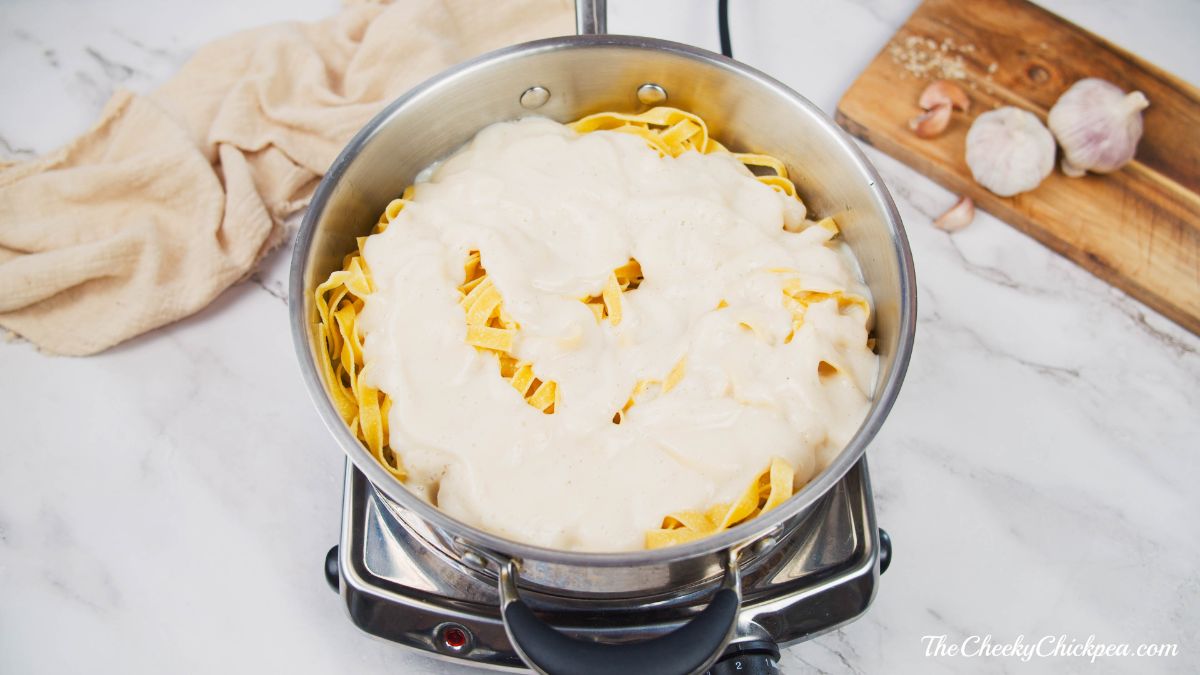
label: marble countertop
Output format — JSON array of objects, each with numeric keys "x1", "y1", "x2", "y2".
[{"x1": 2, "y1": 0, "x2": 1197, "y2": 672}]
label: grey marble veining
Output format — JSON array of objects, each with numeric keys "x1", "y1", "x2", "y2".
[{"x1": 1, "y1": 0, "x2": 1197, "y2": 673}]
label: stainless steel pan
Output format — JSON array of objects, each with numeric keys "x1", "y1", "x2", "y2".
[{"x1": 290, "y1": 1, "x2": 915, "y2": 672}]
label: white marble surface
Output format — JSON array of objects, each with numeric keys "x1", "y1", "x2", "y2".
[{"x1": 2, "y1": 0, "x2": 1198, "y2": 673}]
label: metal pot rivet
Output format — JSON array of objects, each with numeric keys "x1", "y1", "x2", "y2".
[
  {"x1": 461, "y1": 551, "x2": 486, "y2": 568},
  {"x1": 520, "y1": 86, "x2": 550, "y2": 109},
  {"x1": 637, "y1": 83, "x2": 668, "y2": 105}
]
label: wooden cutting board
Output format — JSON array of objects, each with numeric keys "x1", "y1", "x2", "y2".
[{"x1": 836, "y1": 0, "x2": 1200, "y2": 335}]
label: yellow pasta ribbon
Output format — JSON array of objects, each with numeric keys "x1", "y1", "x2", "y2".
[
  {"x1": 611, "y1": 355, "x2": 687, "y2": 425},
  {"x1": 458, "y1": 251, "x2": 558, "y2": 414},
  {"x1": 662, "y1": 356, "x2": 687, "y2": 393},
  {"x1": 582, "y1": 258, "x2": 643, "y2": 326},
  {"x1": 645, "y1": 457, "x2": 795, "y2": 549},
  {"x1": 569, "y1": 107, "x2": 802, "y2": 200},
  {"x1": 772, "y1": 268, "x2": 870, "y2": 343},
  {"x1": 312, "y1": 200, "x2": 410, "y2": 480}
]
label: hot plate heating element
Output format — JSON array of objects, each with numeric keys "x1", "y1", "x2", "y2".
[{"x1": 323, "y1": 458, "x2": 892, "y2": 673}]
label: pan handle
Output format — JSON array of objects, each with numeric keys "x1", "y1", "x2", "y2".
[
  {"x1": 497, "y1": 551, "x2": 741, "y2": 675},
  {"x1": 575, "y1": 0, "x2": 607, "y2": 35}
]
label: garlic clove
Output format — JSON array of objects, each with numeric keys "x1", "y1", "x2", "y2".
[
  {"x1": 919, "y1": 80, "x2": 971, "y2": 112},
  {"x1": 964, "y1": 107, "x2": 1056, "y2": 197},
  {"x1": 1047, "y1": 78, "x2": 1149, "y2": 176},
  {"x1": 909, "y1": 103, "x2": 952, "y2": 138},
  {"x1": 933, "y1": 196, "x2": 975, "y2": 232}
]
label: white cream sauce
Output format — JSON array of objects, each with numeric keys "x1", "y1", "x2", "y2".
[{"x1": 359, "y1": 117, "x2": 878, "y2": 552}]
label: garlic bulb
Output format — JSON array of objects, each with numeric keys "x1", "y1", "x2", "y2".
[
  {"x1": 965, "y1": 107, "x2": 1056, "y2": 197},
  {"x1": 1048, "y1": 78, "x2": 1149, "y2": 177}
]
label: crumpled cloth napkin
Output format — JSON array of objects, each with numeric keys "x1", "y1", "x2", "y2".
[{"x1": 0, "y1": 0, "x2": 571, "y2": 355}]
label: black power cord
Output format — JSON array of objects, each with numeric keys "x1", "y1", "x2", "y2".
[{"x1": 718, "y1": 0, "x2": 733, "y2": 58}]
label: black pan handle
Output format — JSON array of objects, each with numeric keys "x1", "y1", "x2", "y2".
[{"x1": 498, "y1": 552, "x2": 741, "y2": 675}]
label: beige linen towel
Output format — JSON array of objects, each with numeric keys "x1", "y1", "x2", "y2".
[{"x1": 0, "y1": 0, "x2": 572, "y2": 355}]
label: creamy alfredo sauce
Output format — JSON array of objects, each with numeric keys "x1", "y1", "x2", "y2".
[{"x1": 359, "y1": 117, "x2": 878, "y2": 552}]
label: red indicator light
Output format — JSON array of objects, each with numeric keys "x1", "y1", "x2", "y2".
[{"x1": 443, "y1": 626, "x2": 469, "y2": 649}]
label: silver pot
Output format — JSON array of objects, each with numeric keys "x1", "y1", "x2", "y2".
[{"x1": 290, "y1": 3, "x2": 915, "y2": 672}]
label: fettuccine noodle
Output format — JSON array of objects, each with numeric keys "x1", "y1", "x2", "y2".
[
  {"x1": 313, "y1": 107, "x2": 872, "y2": 549},
  {"x1": 645, "y1": 457, "x2": 795, "y2": 548},
  {"x1": 460, "y1": 251, "x2": 559, "y2": 413}
]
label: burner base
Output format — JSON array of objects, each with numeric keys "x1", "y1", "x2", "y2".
[{"x1": 327, "y1": 458, "x2": 887, "y2": 671}]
